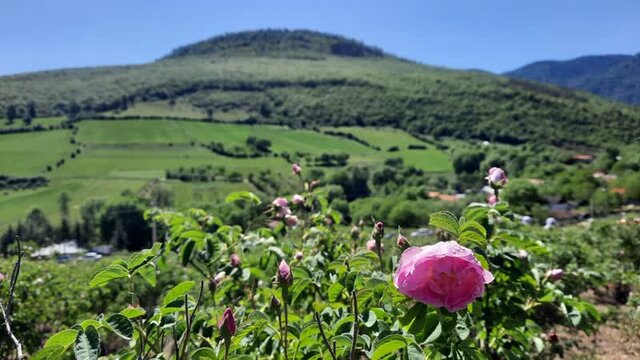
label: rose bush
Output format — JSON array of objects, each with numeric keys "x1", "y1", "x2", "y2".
[{"x1": 22, "y1": 166, "x2": 601, "y2": 359}]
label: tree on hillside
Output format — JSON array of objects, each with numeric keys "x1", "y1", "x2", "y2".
[
  {"x1": 26, "y1": 101, "x2": 37, "y2": 119},
  {"x1": 67, "y1": 101, "x2": 81, "y2": 121},
  {"x1": 99, "y1": 203, "x2": 151, "y2": 251},
  {"x1": 23, "y1": 209, "x2": 54, "y2": 246},
  {"x1": 79, "y1": 199, "x2": 105, "y2": 247},
  {"x1": 58, "y1": 192, "x2": 71, "y2": 241},
  {"x1": 5, "y1": 104, "x2": 17, "y2": 124}
]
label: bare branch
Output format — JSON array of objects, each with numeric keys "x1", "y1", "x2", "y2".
[{"x1": 1, "y1": 236, "x2": 24, "y2": 360}]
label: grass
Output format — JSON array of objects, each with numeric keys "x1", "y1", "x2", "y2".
[
  {"x1": 328, "y1": 127, "x2": 452, "y2": 172},
  {"x1": 0, "y1": 118, "x2": 456, "y2": 231},
  {"x1": 0, "y1": 130, "x2": 76, "y2": 176}
]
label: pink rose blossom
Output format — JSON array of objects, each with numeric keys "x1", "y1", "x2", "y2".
[
  {"x1": 366, "y1": 239, "x2": 384, "y2": 253},
  {"x1": 230, "y1": 253, "x2": 241, "y2": 267},
  {"x1": 272, "y1": 197, "x2": 289, "y2": 208},
  {"x1": 394, "y1": 241, "x2": 494, "y2": 312},
  {"x1": 486, "y1": 167, "x2": 508, "y2": 187},
  {"x1": 218, "y1": 307, "x2": 236, "y2": 337},
  {"x1": 292, "y1": 163, "x2": 302, "y2": 175},
  {"x1": 546, "y1": 269, "x2": 564, "y2": 281},
  {"x1": 284, "y1": 214, "x2": 298, "y2": 227},
  {"x1": 292, "y1": 194, "x2": 304, "y2": 206},
  {"x1": 487, "y1": 194, "x2": 498, "y2": 206}
]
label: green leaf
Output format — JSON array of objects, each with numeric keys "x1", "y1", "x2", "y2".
[
  {"x1": 429, "y1": 211, "x2": 459, "y2": 236},
  {"x1": 328, "y1": 282, "x2": 345, "y2": 302},
  {"x1": 180, "y1": 239, "x2": 196, "y2": 266},
  {"x1": 43, "y1": 329, "x2": 79, "y2": 348},
  {"x1": 455, "y1": 314, "x2": 470, "y2": 341},
  {"x1": 106, "y1": 314, "x2": 134, "y2": 339},
  {"x1": 289, "y1": 278, "x2": 312, "y2": 304},
  {"x1": 89, "y1": 265, "x2": 129, "y2": 288},
  {"x1": 31, "y1": 345, "x2": 66, "y2": 360},
  {"x1": 372, "y1": 334, "x2": 407, "y2": 360},
  {"x1": 459, "y1": 231, "x2": 487, "y2": 248},
  {"x1": 192, "y1": 347, "x2": 217, "y2": 360},
  {"x1": 567, "y1": 307, "x2": 582, "y2": 326},
  {"x1": 74, "y1": 326, "x2": 100, "y2": 360},
  {"x1": 425, "y1": 320, "x2": 442, "y2": 344},
  {"x1": 135, "y1": 263, "x2": 157, "y2": 287},
  {"x1": 120, "y1": 307, "x2": 147, "y2": 319},
  {"x1": 163, "y1": 280, "x2": 195, "y2": 306},
  {"x1": 460, "y1": 220, "x2": 487, "y2": 238},
  {"x1": 225, "y1": 191, "x2": 261, "y2": 205},
  {"x1": 127, "y1": 245, "x2": 158, "y2": 272}
]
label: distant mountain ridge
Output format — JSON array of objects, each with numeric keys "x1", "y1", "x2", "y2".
[
  {"x1": 163, "y1": 29, "x2": 387, "y2": 59},
  {"x1": 506, "y1": 53, "x2": 640, "y2": 105}
]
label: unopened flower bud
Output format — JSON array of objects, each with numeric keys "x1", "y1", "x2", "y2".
[
  {"x1": 218, "y1": 307, "x2": 236, "y2": 337},
  {"x1": 486, "y1": 167, "x2": 508, "y2": 188},
  {"x1": 292, "y1": 163, "x2": 301, "y2": 175},
  {"x1": 270, "y1": 295, "x2": 281, "y2": 310},
  {"x1": 230, "y1": 253, "x2": 241, "y2": 267},
  {"x1": 292, "y1": 194, "x2": 304, "y2": 206},
  {"x1": 367, "y1": 239, "x2": 384, "y2": 253},
  {"x1": 277, "y1": 259, "x2": 293, "y2": 286},
  {"x1": 548, "y1": 330, "x2": 558, "y2": 343},
  {"x1": 396, "y1": 233, "x2": 410, "y2": 250},
  {"x1": 214, "y1": 271, "x2": 225, "y2": 285},
  {"x1": 372, "y1": 221, "x2": 384, "y2": 241},
  {"x1": 284, "y1": 214, "x2": 298, "y2": 227},
  {"x1": 294, "y1": 251, "x2": 303, "y2": 261},
  {"x1": 272, "y1": 197, "x2": 289, "y2": 208},
  {"x1": 546, "y1": 269, "x2": 564, "y2": 282},
  {"x1": 350, "y1": 225, "x2": 361, "y2": 240}
]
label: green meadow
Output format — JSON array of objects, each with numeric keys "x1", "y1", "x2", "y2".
[{"x1": 0, "y1": 118, "x2": 454, "y2": 230}]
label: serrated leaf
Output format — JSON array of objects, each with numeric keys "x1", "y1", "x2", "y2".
[
  {"x1": 106, "y1": 313, "x2": 134, "y2": 339},
  {"x1": 135, "y1": 263, "x2": 157, "y2": 287},
  {"x1": 459, "y1": 230, "x2": 487, "y2": 247},
  {"x1": 31, "y1": 345, "x2": 66, "y2": 360},
  {"x1": 43, "y1": 329, "x2": 79, "y2": 348},
  {"x1": 424, "y1": 320, "x2": 442, "y2": 344},
  {"x1": 460, "y1": 220, "x2": 487, "y2": 238},
  {"x1": 455, "y1": 314, "x2": 470, "y2": 340},
  {"x1": 127, "y1": 245, "x2": 158, "y2": 272},
  {"x1": 328, "y1": 282, "x2": 345, "y2": 302},
  {"x1": 74, "y1": 326, "x2": 100, "y2": 360},
  {"x1": 121, "y1": 307, "x2": 147, "y2": 319},
  {"x1": 163, "y1": 280, "x2": 195, "y2": 306},
  {"x1": 89, "y1": 265, "x2": 129, "y2": 288},
  {"x1": 429, "y1": 211, "x2": 459, "y2": 236}
]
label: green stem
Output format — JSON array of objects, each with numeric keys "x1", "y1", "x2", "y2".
[
  {"x1": 375, "y1": 241, "x2": 384, "y2": 273},
  {"x1": 283, "y1": 287, "x2": 290, "y2": 360}
]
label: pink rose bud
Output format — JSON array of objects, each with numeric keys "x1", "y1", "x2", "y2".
[
  {"x1": 218, "y1": 307, "x2": 237, "y2": 337},
  {"x1": 548, "y1": 330, "x2": 558, "y2": 343},
  {"x1": 397, "y1": 233, "x2": 411, "y2": 250},
  {"x1": 214, "y1": 271, "x2": 226, "y2": 285},
  {"x1": 394, "y1": 241, "x2": 494, "y2": 312},
  {"x1": 366, "y1": 239, "x2": 384, "y2": 253},
  {"x1": 230, "y1": 253, "x2": 241, "y2": 267},
  {"x1": 372, "y1": 221, "x2": 384, "y2": 241},
  {"x1": 272, "y1": 197, "x2": 289, "y2": 208},
  {"x1": 486, "y1": 167, "x2": 508, "y2": 188},
  {"x1": 292, "y1": 194, "x2": 304, "y2": 206},
  {"x1": 487, "y1": 194, "x2": 498, "y2": 205},
  {"x1": 284, "y1": 214, "x2": 298, "y2": 227},
  {"x1": 292, "y1": 163, "x2": 302, "y2": 175},
  {"x1": 0, "y1": 272, "x2": 4, "y2": 282},
  {"x1": 294, "y1": 251, "x2": 304, "y2": 261},
  {"x1": 546, "y1": 269, "x2": 564, "y2": 282},
  {"x1": 517, "y1": 250, "x2": 529, "y2": 259},
  {"x1": 277, "y1": 259, "x2": 293, "y2": 286}
]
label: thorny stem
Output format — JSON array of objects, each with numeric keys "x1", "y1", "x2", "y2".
[
  {"x1": 179, "y1": 281, "x2": 204, "y2": 360},
  {"x1": 1, "y1": 236, "x2": 24, "y2": 360},
  {"x1": 375, "y1": 241, "x2": 385, "y2": 273},
  {"x1": 350, "y1": 290, "x2": 359, "y2": 360},
  {"x1": 314, "y1": 311, "x2": 337, "y2": 360}
]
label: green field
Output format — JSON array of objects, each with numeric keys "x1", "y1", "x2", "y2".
[{"x1": 0, "y1": 118, "x2": 454, "y2": 230}]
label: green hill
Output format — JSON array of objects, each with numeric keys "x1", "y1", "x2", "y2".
[
  {"x1": 506, "y1": 53, "x2": 640, "y2": 105},
  {"x1": 1, "y1": 29, "x2": 639, "y2": 148}
]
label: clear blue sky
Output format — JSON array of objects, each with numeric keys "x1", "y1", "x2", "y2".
[{"x1": 1, "y1": 0, "x2": 639, "y2": 76}]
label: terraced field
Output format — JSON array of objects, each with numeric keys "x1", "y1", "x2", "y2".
[{"x1": 0, "y1": 118, "x2": 454, "y2": 230}]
